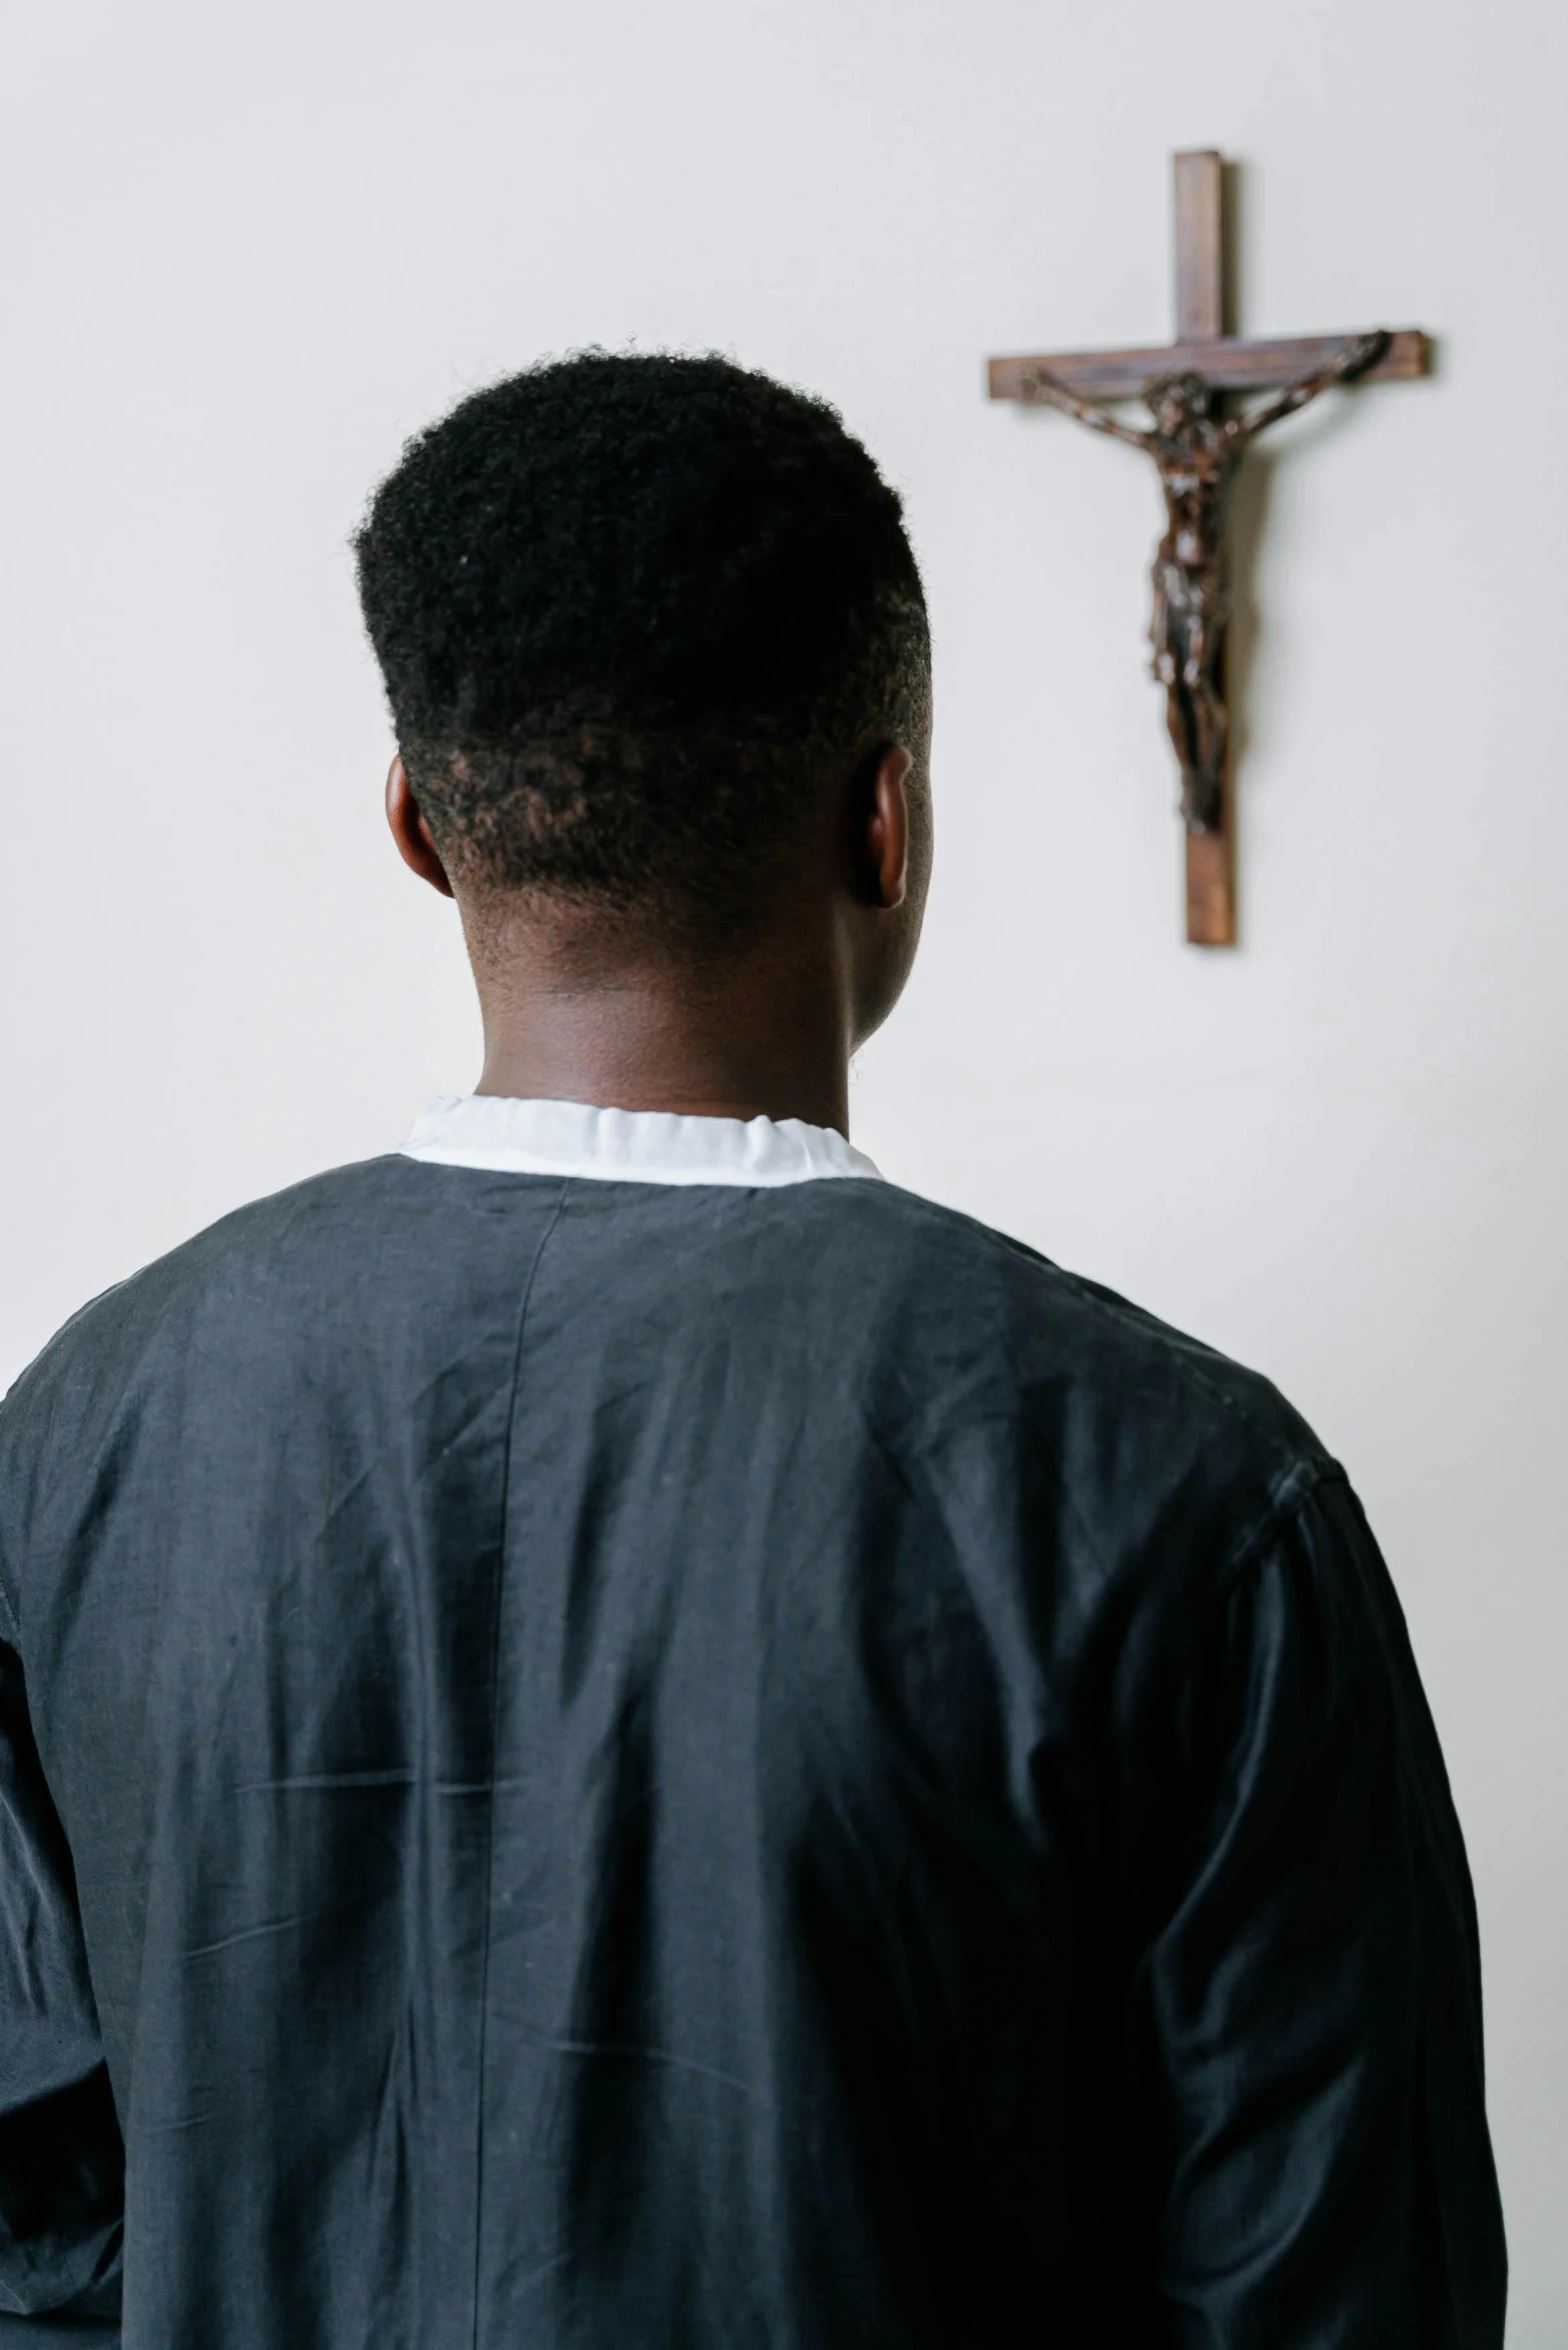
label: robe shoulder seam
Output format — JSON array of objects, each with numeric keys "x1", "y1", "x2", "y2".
[{"x1": 1210, "y1": 1457, "x2": 1353, "y2": 1605}]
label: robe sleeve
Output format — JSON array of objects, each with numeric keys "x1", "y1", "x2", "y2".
[
  {"x1": 0, "y1": 1616, "x2": 123, "y2": 2341},
  {"x1": 1144, "y1": 1471, "x2": 1506, "y2": 2348}
]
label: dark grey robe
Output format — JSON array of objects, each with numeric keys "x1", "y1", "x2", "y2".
[{"x1": 0, "y1": 1157, "x2": 1505, "y2": 2347}]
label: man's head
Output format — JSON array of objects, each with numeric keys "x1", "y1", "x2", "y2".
[
  {"x1": 1144, "y1": 370, "x2": 1211, "y2": 436},
  {"x1": 355, "y1": 353, "x2": 931, "y2": 1014}
]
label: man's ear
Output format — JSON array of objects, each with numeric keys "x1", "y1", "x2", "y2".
[
  {"x1": 857, "y1": 745, "x2": 913, "y2": 910},
  {"x1": 385, "y1": 756, "x2": 455, "y2": 899}
]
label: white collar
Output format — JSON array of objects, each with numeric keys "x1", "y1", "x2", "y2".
[{"x1": 400, "y1": 1095, "x2": 882, "y2": 1188}]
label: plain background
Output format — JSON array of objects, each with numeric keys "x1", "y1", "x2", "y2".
[{"x1": 1, "y1": 0, "x2": 1562, "y2": 2333}]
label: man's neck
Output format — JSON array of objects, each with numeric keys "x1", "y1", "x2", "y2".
[{"x1": 465, "y1": 897, "x2": 856, "y2": 1137}]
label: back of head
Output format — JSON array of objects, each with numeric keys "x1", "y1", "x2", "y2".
[{"x1": 354, "y1": 352, "x2": 929, "y2": 934}]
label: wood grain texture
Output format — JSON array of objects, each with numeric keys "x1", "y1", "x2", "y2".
[
  {"x1": 1184, "y1": 716, "x2": 1236, "y2": 948},
  {"x1": 1184, "y1": 829, "x2": 1234, "y2": 946},
  {"x1": 1173, "y1": 150, "x2": 1224, "y2": 340},
  {"x1": 989, "y1": 329, "x2": 1429, "y2": 402}
]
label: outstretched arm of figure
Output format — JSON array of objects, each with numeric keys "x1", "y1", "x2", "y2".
[
  {"x1": 1233, "y1": 330, "x2": 1390, "y2": 441},
  {"x1": 1017, "y1": 370, "x2": 1152, "y2": 450}
]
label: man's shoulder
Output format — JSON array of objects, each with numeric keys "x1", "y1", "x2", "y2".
[
  {"x1": 2, "y1": 1159, "x2": 1334, "y2": 1592},
  {"x1": 816, "y1": 1178, "x2": 1336, "y2": 1549},
  {"x1": 0, "y1": 1155, "x2": 437, "y2": 1428}
]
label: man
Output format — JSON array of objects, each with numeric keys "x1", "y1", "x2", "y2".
[{"x1": 0, "y1": 353, "x2": 1504, "y2": 2348}]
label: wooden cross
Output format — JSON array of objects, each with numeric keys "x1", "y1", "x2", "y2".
[{"x1": 989, "y1": 151, "x2": 1429, "y2": 945}]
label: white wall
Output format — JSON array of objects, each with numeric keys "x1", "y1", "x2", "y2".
[{"x1": 2, "y1": 0, "x2": 1562, "y2": 2330}]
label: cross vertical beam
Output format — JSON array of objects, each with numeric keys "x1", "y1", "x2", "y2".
[
  {"x1": 1173, "y1": 149, "x2": 1224, "y2": 341},
  {"x1": 1173, "y1": 151, "x2": 1234, "y2": 945}
]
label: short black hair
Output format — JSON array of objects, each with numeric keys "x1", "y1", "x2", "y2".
[{"x1": 354, "y1": 351, "x2": 929, "y2": 922}]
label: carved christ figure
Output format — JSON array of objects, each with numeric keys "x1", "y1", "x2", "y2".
[{"x1": 1021, "y1": 330, "x2": 1387, "y2": 832}]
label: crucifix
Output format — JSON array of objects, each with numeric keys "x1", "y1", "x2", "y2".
[{"x1": 989, "y1": 152, "x2": 1429, "y2": 945}]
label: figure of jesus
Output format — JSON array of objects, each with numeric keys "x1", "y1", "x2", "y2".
[{"x1": 1022, "y1": 329, "x2": 1387, "y2": 832}]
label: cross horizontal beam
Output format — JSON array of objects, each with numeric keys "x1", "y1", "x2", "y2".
[{"x1": 989, "y1": 329, "x2": 1429, "y2": 403}]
